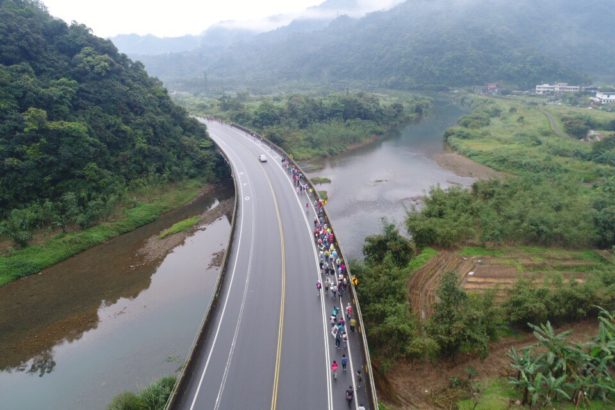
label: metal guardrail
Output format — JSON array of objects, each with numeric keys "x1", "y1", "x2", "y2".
[
  {"x1": 165, "y1": 143, "x2": 239, "y2": 410},
  {"x1": 228, "y1": 121, "x2": 379, "y2": 410}
]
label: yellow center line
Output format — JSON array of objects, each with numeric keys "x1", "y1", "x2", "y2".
[{"x1": 264, "y1": 169, "x2": 286, "y2": 410}]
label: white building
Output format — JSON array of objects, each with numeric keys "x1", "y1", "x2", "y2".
[
  {"x1": 536, "y1": 83, "x2": 582, "y2": 94},
  {"x1": 593, "y1": 92, "x2": 615, "y2": 104}
]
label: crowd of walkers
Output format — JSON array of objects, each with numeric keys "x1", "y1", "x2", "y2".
[{"x1": 283, "y1": 157, "x2": 362, "y2": 408}]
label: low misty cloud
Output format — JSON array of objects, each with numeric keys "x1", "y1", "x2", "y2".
[{"x1": 218, "y1": 0, "x2": 404, "y2": 32}]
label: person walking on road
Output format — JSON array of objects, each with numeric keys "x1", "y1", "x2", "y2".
[
  {"x1": 350, "y1": 318, "x2": 357, "y2": 332},
  {"x1": 346, "y1": 303, "x2": 353, "y2": 320},
  {"x1": 331, "y1": 360, "x2": 339, "y2": 380},
  {"x1": 331, "y1": 324, "x2": 339, "y2": 339},
  {"x1": 345, "y1": 386, "x2": 354, "y2": 407},
  {"x1": 341, "y1": 354, "x2": 348, "y2": 372},
  {"x1": 356, "y1": 369, "x2": 363, "y2": 389},
  {"x1": 316, "y1": 280, "x2": 322, "y2": 296}
]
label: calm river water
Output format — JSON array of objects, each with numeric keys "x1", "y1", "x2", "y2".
[
  {"x1": 306, "y1": 99, "x2": 473, "y2": 259},
  {"x1": 0, "y1": 186, "x2": 232, "y2": 410}
]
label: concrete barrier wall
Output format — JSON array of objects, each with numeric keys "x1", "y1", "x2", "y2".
[
  {"x1": 165, "y1": 144, "x2": 239, "y2": 410},
  {"x1": 229, "y1": 121, "x2": 379, "y2": 410}
]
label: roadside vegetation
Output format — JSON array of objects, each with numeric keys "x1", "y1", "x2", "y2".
[
  {"x1": 310, "y1": 176, "x2": 331, "y2": 185},
  {"x1": 177, "y1": 92, "x2": 431, "y2": 160},
  {"x1": 107, "y1": 376, "x2": 176, "y2": 410},
  {"x1": 0, "y1": 179, "x2": 206, "y2": 286},
  {"x1": 354, "y1": 95, "x2": 615, "y2": 408}
]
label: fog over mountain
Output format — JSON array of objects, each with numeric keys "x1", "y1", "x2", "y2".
[
  {"x1": 111, "y1": 0, "x2": 403, "y2": 56},
  {"x1": 114, "y1": 0, "x2": 615, "y2": 92}
]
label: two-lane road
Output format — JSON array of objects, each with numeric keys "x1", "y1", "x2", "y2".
[{"x1": 173, "y1": 120, "x2": 352, "y2": 409}]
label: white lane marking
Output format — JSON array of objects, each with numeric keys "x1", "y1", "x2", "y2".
[
  {"x1": 212, "y1": 138, "x2": 259, "y2": 410},
  {"x1": 227, "y1": 126, "x2": 333, "y2": 410},
  {"x1": 188, "y1": 131, "x2": 253, "y2": 410}
]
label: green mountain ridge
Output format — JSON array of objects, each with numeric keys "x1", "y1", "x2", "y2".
[
  {"x1": 135, "y1": 0, "x2": 615, "y2": 92},
  {"x1": 0, "y1": 0, "x2": 221, "y2": 231}
]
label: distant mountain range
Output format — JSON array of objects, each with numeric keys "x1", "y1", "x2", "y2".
[
  {"x1": 111, "y1": 0, "x2": 401, "y2": 56},
  {"x1": 112, "y1": 0, "x2": 615, "y2": 92}
]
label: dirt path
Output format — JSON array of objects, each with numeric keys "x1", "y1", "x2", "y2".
[{"x1": 541, "y1": 109, "x2": 568, "y2": 139}]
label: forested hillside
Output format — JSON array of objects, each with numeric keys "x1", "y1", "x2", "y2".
[
  {"x1": 136, "y1": 0, "x2": 615, "y2": 92},
  {"x1": 0, "y1": 0, "x2": 222, "y2": 238}
]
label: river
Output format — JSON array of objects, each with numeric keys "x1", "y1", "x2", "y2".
[
  {"x1": 0, "y1": 186, "x2": 233, "y2": 410},
  {"x1": 306, "y1": 99, "x2": 474, "y2": 259}
]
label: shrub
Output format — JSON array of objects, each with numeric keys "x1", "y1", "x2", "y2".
[
  {"x1": 427, "y1": 271, "x2": 497, "y2": 358},
  {"x1": 363, "y1": 222, "x2": 415, "y2": 267},
  {"x1": 107, "y1": 376, "x2": 176, "y2": 410}
]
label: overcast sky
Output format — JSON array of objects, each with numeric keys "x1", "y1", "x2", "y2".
[{"x1": 41, "y1": 0, "x2": 404, "y2": 38}]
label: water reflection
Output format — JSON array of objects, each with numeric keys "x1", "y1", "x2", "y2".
[{"x1": 0, "y1": 185, "x2": 233, "y2": 409}]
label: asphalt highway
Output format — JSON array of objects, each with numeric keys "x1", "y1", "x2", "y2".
[{"x1": 172, "y1": 120, "x2": 366, "y2": 410}]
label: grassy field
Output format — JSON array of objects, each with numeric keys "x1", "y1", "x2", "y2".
[
  {"x1": 0, "y1": 179, "x2": 205, "y2": 286},
  {"x1": 446, "y1": 96, "x2": 614, "y2": 181},
  {"x1": 411, "y1": 94, "x2": 615, "y2": 250}
]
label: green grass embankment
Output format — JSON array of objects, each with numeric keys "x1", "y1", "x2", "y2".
[
  {"x1": 0, "y1": 179, "x2": 204, "y2": 286},
  {"x1": 311, "y1": 176, "x2": 331, "y2": 185},
  {"x1": 159, "y1": 216, "x2": 201, "y2": 239},
  {"x1": 407, "y1": 247, "x2": 438, "y2": 273}
]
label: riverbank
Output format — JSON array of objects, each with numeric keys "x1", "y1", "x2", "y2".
[
  {"x1": 434, "y1": 150, "x2": 506, "y2": 180},
  {"x1": 139, "y1": 197, "x2": 234, "y2": 263},
  {"x1": 0, "y1": 178, "x2": 216, "y2": 286},
  {"x1": 0, "y1": 183, "x2": 233, "y2": 410}
]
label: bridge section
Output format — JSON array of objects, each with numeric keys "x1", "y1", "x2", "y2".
[{"x1": 167, "y1": 120, "x2": 377, "y2": 409}]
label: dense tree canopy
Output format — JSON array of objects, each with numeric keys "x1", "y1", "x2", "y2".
[{"x1": 0, "y1": 0, "x2": 223, "y2": 239}]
